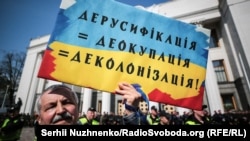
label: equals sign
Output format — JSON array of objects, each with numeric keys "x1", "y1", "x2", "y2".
[
  {"x1": 78, "y1": 32, "x2": 88, "y2": 39},
  {"x1": 58, "y1": 50, "x2": 69, "y2": 57}
]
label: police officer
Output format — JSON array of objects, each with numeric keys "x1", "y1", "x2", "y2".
[
  {"x1": 185, "y1": 105, "x2": 211, "y2": 125},
  {"x1": 158, "y1": 110, "x2": 172, "y2": 125},
  {"x1": 0, "y1": 106, "x2": 25, "y2": 141},
  {"x1": 146, "y1": 106, "x2": 160, "y2": 125},
  {"x1": 78, "y1": 107, "x2": 99, "y2": 125}
]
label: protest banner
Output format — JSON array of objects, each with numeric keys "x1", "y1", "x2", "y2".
[{"x1": 38, "y1": 0, "x2": 210, "y2": 110}]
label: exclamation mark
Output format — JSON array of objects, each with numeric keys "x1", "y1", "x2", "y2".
[{"x1": 196, "y1": 79, "x2": 199, "y2": 89}]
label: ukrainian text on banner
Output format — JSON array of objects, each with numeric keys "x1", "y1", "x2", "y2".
[{"x1": 38, "y1": 0, "x2": 210, "y2": 110}]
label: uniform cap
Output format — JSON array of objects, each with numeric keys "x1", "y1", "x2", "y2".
[
  {"x1": 159, "y1": 111, "x2": 171, "y2": 120},
  {"x1": 151, "y1": 106, "x2": 157, "y2": 111},
  {"x1": 7, "y1": 106, "x2": 18, "y2": 113},
  {"x1": 88, "y1": 107, "x2": 96, "y2": 112}
]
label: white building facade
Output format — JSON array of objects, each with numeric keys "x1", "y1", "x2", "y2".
[{"x1": 16, "y1": 0, "x2": 250, "y2": 116}]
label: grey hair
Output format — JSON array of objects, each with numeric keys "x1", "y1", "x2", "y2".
[{"x1": 34, "y1": 84, "x2": 79, "y2": 115}]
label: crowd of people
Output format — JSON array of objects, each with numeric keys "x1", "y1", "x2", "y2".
[
  {"x1": 85, "y1": 105, "x2": 250, "y2": 125},
  {"x1": 1, "y1": 83, "x2": 250, "y2": 140}
]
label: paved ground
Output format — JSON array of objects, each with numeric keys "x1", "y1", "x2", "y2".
[{"x1": 19, "y1": 127, "x2": 35, "y2": 141}]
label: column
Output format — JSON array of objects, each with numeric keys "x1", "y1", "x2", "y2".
[
  {"x1": 205, "y1": 54, "x2": 224, "y2": 113},
  {"x1": 82, "y1": 88, "x2": 92, "y2": 113},
  {"x1": 101, "y1": 92, "x2": 111, "y2": 114}
]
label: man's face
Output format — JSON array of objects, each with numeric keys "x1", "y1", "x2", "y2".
[
  {"x1": 37, "y1": 88, "x2": 79, "y2": 125},
  {"x1": 151, "y1": 109, "x2": 157, "y2": 115},
  {"x1": 86, "y1": 110, "x2": 95, "y2": 120},
  {"x1": 8, "y1": 111, "x2": 14, "y2": 118},
  {"x1": 8, "y1": 109, "x2": 18, "y2": 118}
]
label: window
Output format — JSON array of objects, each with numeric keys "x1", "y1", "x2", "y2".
[
  {"x1": 98, "y1": 100, "x2": 102, "y2": 113},
  {"x1": 162, "y1": 104, "x2": 175, "y2": 113},
  {"x1": 117, "y1": 100, "x2": 124, "y2": 116},
  {"x1": 209, "y1": 28, "x2": 220, "y2": 48},
  {"x1": 139, "y1": 100, "x2": 148, "y2": 114},
  {"x1": 221, "y1": 94, "x2": 236, "y2": 111},
  {"x1": 212, "y1": 60, "x2": 228, "y2": 83}
]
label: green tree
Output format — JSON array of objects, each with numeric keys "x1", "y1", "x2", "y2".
[{"x1": 0, "y1": 52, "x2": 26, "y2": 107}]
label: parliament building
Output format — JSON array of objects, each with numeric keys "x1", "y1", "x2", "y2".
[{"x1": 16, "y1": 0, "x2": 250, "y2": 116}]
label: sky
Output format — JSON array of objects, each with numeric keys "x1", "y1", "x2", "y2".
[{"x1": 0, "y1": 0, "x2": 168, "y2": 59}]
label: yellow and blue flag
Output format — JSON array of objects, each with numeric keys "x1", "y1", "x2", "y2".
[{"x1": 38, "y1": 0, "x2": 210, "y2": 110}]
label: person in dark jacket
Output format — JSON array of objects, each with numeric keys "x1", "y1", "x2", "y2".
[
  {"x1": 158, "y1": 111, "x2": 172, "y2": 125},
  {"x1": 116, "y1": 82, "x2": 147, "y2": 125},
  {"x1": 0, "y1": 106, "x2": 25, "y2": 141},
  {"x1": 185, "y1": 105, "x2": 211, "y2": 125}
]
